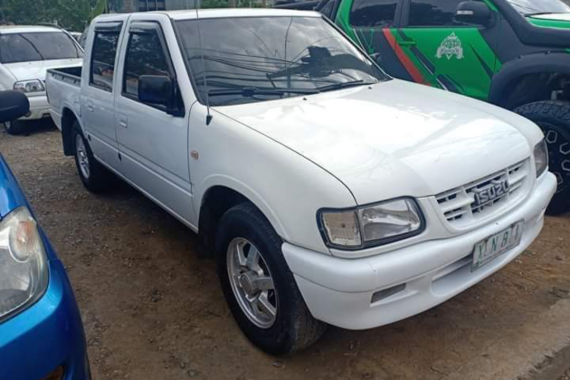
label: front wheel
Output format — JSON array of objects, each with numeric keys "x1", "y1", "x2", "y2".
[
  {"x1": 215, "y1": 202, "x2": 326, "y2": 355},
  {"x1": 514, "y1": 101, "x2": 570, "y2": 215}
]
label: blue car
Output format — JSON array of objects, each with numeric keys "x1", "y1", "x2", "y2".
[{"x1": 0, "y1": 136, "x2": 91, "y2": 377}]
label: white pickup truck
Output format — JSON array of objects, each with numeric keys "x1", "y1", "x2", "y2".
[
  {"x1": 0, "y1": 25, "x2": 83, "y2": 134},
  {"x1": 46, "y1": 9, "x2": 557, "y2": 354}
]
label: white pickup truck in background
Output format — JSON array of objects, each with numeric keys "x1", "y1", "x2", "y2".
[
  {"x1": 0, "y1": 25, "x2": 83, "y2": 135},
  {"x1": 46, "y1": 9, "x2": 556, "y2": 355}
]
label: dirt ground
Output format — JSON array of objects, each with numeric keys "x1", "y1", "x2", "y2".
[{"x1": 1, "y1": 121, "x2": 569, "y2": 380}]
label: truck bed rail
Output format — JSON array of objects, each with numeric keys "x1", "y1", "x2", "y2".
[{"x1": 47, "y1": 66, "x2": 82, "y2": 87}]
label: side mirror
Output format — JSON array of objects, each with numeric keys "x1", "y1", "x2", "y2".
[
  {"x1": 138, "y1": 75, "x2": 173, "y2": 106},
  {"x1": 454, "y1": 1, "x2": 492, "y2": 26},
  {"x1": 0, "y1": 91, "x2": 30, "y2": 123}
]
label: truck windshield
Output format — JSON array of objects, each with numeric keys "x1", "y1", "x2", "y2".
[
  {"x1": 508, "y1": 0, "x2": 570, "y2": 15},
  {"x1": 175, "y1": 16, "x2": 389, "y2": 106},
  {"x1": 0, "y1": 32, "x2": 83, "y2": 64}
]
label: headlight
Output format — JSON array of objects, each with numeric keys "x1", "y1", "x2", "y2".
[
  {"x1": 14, "y1": 79, "x2": 45, "y2": 94},
  {"x1": 534, "y1": 139, "x2": 548, "y2": 178},
  {"x1": 0, "y1": 207, "x2": 48, "y2": 321},
  {"x1": 319, "y1": 198, "x2": 424, "y2": 250}
]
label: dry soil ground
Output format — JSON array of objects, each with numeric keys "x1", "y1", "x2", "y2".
[{"x1": 1, "y1": 121, "x2": 569, "y2": 380}]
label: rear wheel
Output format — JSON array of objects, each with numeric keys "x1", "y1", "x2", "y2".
[
  {"x1": 72, "y1": 122, "x2": 114, "y2": 193},
  {"x1": 4, "y1": 120, "x2": 26, "y2": 135},
  {"x1": 514, "y1": 101, "x2": 570, "y2": 215},
  {"x1": 216, "y1": 202, "x2": 326, "y2": 355}
]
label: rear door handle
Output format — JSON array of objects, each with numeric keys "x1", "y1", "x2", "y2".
[
  {"x1": 118, "y1": 114, "x2": 128, "y2": 129},
  {"x1": 398, "y1": 40, "x2": 417, "y2": 47},
  {"x1": 85, "y1": 100, "x2": 94, "y2": 112}
]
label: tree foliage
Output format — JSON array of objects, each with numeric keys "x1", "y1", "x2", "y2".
[
  {"x1": 0, "y1": 0, "x2": 262, "y2": 31},
  {"x1": 0, "y1": 0, "x2": 118, "y2": 31}
]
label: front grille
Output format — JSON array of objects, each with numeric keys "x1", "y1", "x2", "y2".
[{"x1": 435, "y1": 159, "x2": 529, "y2": 227}]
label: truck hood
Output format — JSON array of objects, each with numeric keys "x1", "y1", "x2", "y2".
[
  {"x1": 3, "y1": 59, "x2": 82, "y2": 82},
  {"x1": 217, "y1": 80, "x2": 542, "y2": 205},
  {"x1": 527, "y1": 13, "x2": 570, "y2": 29}
]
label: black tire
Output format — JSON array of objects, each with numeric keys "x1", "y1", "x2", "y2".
[
  {"x1": 215, "y1": 202, "x2": 326, "y2": 355},
  {"x1": 72, "y1": 122, "x2": 114, "y2": 193},
  {"x1": 4, "y1": 120, "x2": 26, "y2": 135},
  {"x1": 514, "y1": 101, "x2": 570, "y2": 215}
]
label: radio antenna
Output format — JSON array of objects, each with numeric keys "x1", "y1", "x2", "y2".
[{"x1": 195, "y1": 0, "x2": 212, "y2": 125}]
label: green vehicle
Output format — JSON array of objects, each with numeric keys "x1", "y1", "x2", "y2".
[{"x1": 279, "y1": 0, "x2": 570, "y2": 214}]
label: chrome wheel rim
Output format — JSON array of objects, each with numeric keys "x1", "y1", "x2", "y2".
[
  {"x1": 75, "y1": 134, "x2": 90, "y2": 179},
  {"x1": 227, "y1": 237, "x2": 277, "y2": 329}
]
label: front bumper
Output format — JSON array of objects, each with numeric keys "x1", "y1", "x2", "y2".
[
  {"x1": 0, "y1": 237, "x2": 91, "y2": 380},
  {"x1": 18, "y1": 94, "x2": 51, "y2": 121},
  {"x1": 283, "y1": 172, "x2": 557, "y2": 330}
]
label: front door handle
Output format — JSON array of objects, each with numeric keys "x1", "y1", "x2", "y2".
[
  {"x1": 398, "y1": 40, "x2": 417, "y2": 47},
  {"x1": 118, "y1": 114, "x2": 128, "y2": 129}
]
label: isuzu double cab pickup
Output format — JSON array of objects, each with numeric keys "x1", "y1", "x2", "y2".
[
  {"x1": 46, "y1": 9, "x2": 556, "y2": 354},
  {"x1": 279, "y1": 0, "x2": 570, "y2": 214}
]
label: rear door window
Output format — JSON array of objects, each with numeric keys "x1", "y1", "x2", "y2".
[{"x1": 90, "y1": 31, "x2": 121, "y2": 92}]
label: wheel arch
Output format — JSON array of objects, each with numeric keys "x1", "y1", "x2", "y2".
[
  {"x1": 196, "y1": 179, "x2": 290, "y2": 256},
  {"x1": 61, "y1": 107, "x2": 83, "y2": 156},
  {"x1": 489, "y1": 53, "x2": 570, "y2": 109}
]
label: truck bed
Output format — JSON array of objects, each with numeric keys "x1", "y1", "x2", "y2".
[
  {"x1": 48, "y1": 66, "x2": 82, "y2": 86},
  {"x1": 46, "y1": 65, "x2": 82, "y2": 131}
]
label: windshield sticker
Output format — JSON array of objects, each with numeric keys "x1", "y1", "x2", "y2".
[{"x1": 436, "y1": 33, "x2": 464, "y2": 60}]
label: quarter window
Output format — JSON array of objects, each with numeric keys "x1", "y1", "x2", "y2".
[
  {"x1": 408, "y1": 0, "x2": 469, "y2": 26},
  {"x1": 90, "y1": 31, "x2": 120, "y2": 92},
  {"x1": 123, "y1": 28, "x2": 171, "y2": 101},
  {"x1": 350, "y1": 0, "x2": 398, "y2": 27}
]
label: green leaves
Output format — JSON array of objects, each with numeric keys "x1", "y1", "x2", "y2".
[{"x1": 0, "y1": 0, "x2": 109, "y2": 31}]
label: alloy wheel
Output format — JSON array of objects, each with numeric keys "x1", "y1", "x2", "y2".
[
  {"x1": 75, "y1": 134, "x2": 91, "y2": 179},
  {"x1": 227, "y1": 237, "x2": 278, "y2": 329}
]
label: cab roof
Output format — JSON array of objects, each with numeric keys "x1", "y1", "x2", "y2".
[
  {"x1": 94, "y1": 8, "x2": 320, "y2": 22},
  {"x1": 164, "y1": 8, "x2": 321, "y2": 20}
]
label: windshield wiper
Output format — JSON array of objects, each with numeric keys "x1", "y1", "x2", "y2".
[
  {"x1": 526, "y1": 11, "x2": 565, "y2": 15},
  {"x1": 208, "y1": 87, "x2": 320, "y2": 97},
  {"x1": 317, "y1": 80, "x2": 375, "y2": 92}
]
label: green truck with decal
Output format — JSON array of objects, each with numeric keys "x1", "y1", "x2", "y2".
[{"x1": 278, "y1": 0, "x2": 570, "y2": 214}]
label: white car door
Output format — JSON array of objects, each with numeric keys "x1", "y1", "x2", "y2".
[
  {"x1": 81, "y1": 21, "x2": 124, "y2": 173},
  {"x1": 113, "y1": 19, "x2": 196, "y2": 225}
]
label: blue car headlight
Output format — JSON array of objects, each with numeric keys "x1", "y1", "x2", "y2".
[{"x1": 0, "y1": 207, "x2": 48, "y2": 321}]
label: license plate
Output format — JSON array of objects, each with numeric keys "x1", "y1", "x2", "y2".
[{"x1": 472, "y1": 221, "x2": 524, "y2": 272}]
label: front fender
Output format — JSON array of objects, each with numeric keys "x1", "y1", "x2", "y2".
[
  {"x1": 189, "y1": 106, "x2": 357, "y2": 254},
  {"x1": 196, "y1": 174, "x2": 290, "y2": 243},
  {"x1": 489, "y1": 52, "x2": 570, "y2": 107}
]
